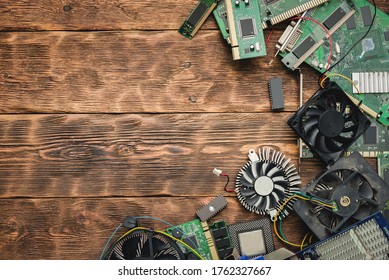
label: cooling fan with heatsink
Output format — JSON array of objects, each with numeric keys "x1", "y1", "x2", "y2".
[
  {"x1": 294, "y1": 152, "x2": 389, "y2": 240},
  {"x1": 287, "y1": 82, "x2": 370, "y2": 164},
  {"x1": 235, "y1": 147, "x2": 301, "y2": 220},
  {"x1": 106, "y1": 229, "x2": 186, "y2": 260}
]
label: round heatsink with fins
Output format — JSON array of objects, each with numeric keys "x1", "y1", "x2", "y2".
[{"x1": 236, "y1": 148, "x2": 301, "y2": 220}]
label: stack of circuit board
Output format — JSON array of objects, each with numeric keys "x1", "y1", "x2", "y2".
[{"x1": 179, "y1": 0, "x2": 329, "y2": 60}]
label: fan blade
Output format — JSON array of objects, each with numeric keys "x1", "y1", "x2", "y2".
[
  {"x1": 240, "y1": 188, "x2": 256, "y2": 197},
  {"x1": 302, "y1": 117, "x2": 319, "y2": 133},
  {"x1": 334, "y1": 135, "x2": 353, "y2": 144},
  {"x1": 253, "y1": 196, "x2": 264, "y2": 208},
  {"x1": 265, "y1": 196, "x2": 271, "y2": 210},
  {"x1": 261, "y1": 163, "x2": 268, "y2": 176},
  {"x1": 342, "y1": 124, "x2": 358, "y2": 133},
  {"x1": 315, "y1": 207, "x2": 335, "y2": 228},
  {"x1": 317, "y1": 134, "x2": 330, "y2": 153},
  {"x1": 245, "y1": 195, "x2": 261, "y2": 206},
  {"x1": 273, "y1": 178, "x2": 288, "y2": 187},
  {"x1": 326, "y1": 138, "x2": 342, "y2": 152},
  {"x1": 314, "y1": 188, "x2": 332, "y2": 199},
  {"x1": 265, "y1": 162, "x2": 276, "y2": 175},
  {"x1": 120, "y1": 234, "x2": 145, "y2": 260},
  {"x1": 239, "y1": 173, "x2": 254, "y2": 188},
  {"x1": 358, "y1": 181, "x2": 374, "y2": 199},
  {"x1": 271, "y1": 192, "x2": 280, "y2": 208},
  {"x1": 317, "y1": 97, "x2": 330, "y2": 110},
  {"x1": 274, "y1": 184, "x2": 286, "y2": 193},
  {"x1": 306, "y1": 108, "x2": 322, "y2": 117},
  {"x1": 307, "y1": 127, "x2": 320, "y2": 147},
  {"x1": 257, "y1": 161, "x2": 265, "y2": 176},
  {"x1": 251, "y1": 161, "x2": 259, "y2": 178},
  {"x1": 352, "y1": 204, "x2": 373, "y2": 221},
  {"x1": 244, "y1": 165, "x2": 255, "y2": 181}
]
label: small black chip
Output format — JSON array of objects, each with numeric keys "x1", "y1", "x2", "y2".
[
  {"x1": 323, "y1": 7, "x2": 346, "y2": 30},
  {"x1": 187, "y1": 2, "x2": 208, "y2": 26},
  {"x1": 265, "y1": 0, "x2": 280, "y2": 4},
  {"x1": 240, "y1": 18, "x2": 255, "y2": 38},
  {"x1": 346, "y1": 15, "x2": 356, "y2": 30},
  {"x1": 293, "y1": 36, "x2": 315, "y2": 59},
  {"x1": 364, "y1": 126, "x2": 377, "y2": 145},
  {"x1": 268, "y1": 77, "x2": 284, "y2": 110},
  {"x1": 361, "y1": 6, "x2": 373, "y2": 27},
  {"x1": 385, "y1": 30, "x2": 389, "y2": 41},
  {"x1": 215, "y1": 238, "x2": 230, "y2": 249},
  {"x1": 183, "y1": 235, "x2": 198, "y2": 248},
  {"x1": 212, "y1": 228, "x2": 228, "y2": 239}
]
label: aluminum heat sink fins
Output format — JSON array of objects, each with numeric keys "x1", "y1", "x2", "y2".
[{"x1": 235, "y1": 147, "x2": 301, "y2": 220}]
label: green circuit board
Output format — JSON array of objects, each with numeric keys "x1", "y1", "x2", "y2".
[
  {"x1": 279, "y1": 0, "x2": 389, "y2": 126},
  {"x1": 225, "y1": 0, "x2": 267, "y2": 59},
  {"x1": 259, "y1": 0, "x2": 329, "y2": 28},
  {"x1": 166, "y1": 219, "x2": 212, "y2": 260},
  {"x1": 213, "y1": 0, "x2": 231, "y2": 42}
]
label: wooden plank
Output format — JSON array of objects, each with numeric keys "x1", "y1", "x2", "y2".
[
  {"x1": 0, "y1": 1, "x2": 387, "y2": 31},
  {"x1": 0, "y1": 113, "x2": 313, "y2": 198},
  {"x1": 0, "y1": 0, "x2": 217, "y2": 31},
  {"x1": 0, "y1": 30, "x2": 302, "y2": 113},
  {"x1": 0, "y1": 197, "x2": 307, "y2": 259}
]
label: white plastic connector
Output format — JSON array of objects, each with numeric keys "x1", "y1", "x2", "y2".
[{"x1": 213, "y1": 168, "x2": 223, "y2": 176}]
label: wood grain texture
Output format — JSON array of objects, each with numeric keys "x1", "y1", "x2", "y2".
[
  {"x1": 0, "y1": 0, "x2": 217, "y2": 31},
  {"x1": 0, "y1": 0, "x2": 387, "y2": 31},
  {"x1": 0, "y1": 30, "x2": 303, "y2": 113},
  {"x1": 0, "y1": 113, "x2": 320, "y2": 198},
  {"x1": 0, "y1": 197, "x2": 309, "y2": 259}
]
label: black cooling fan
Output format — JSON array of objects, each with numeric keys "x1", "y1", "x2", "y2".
[
  {"x1": 236, "y1": 148, "x2": 301, "y2": 220},
  {"x1": 288, "y1": 82, "x2": 371, "y2": 164},
  {"x1": 294, "y1": 152, "x2": 389, "y2": 240},
  {"x1": 107, "y1": 229, "x2": 186, "y2": 260}
]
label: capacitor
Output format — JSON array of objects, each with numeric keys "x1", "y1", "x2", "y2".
[
  {"x1": 235, "y1": 0, "x2": 240, "y2": 5},
  {"x1": 335, "y1": 42, "x2": 341, "y2": 55},
  {"x1": 244, "y1": 0, "x2": 250, "y2": 4}
]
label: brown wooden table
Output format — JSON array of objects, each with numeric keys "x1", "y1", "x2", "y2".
[{"x1": 0, "y1": 0, "x2": 387, "y2": 259}]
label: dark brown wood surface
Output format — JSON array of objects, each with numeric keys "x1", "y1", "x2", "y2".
[{"x1": 0, "y1": 0, "x2": 387, "y2": 259}]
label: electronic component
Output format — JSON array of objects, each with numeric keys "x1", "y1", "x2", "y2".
[
  {"x1": 225, "y1": 0, "x2": 266, "y2": 60},
  {"x1": 268, "y1": 77, "x2": 284, "y2": 110},
  {"x1": 209, "y1": 220, "x2": 234, "y2": 259},
  {"x1": 213, "y1": 0, "x2": 231, "y2": 43},
  {"x1": 378, "y1": 153, "x2": 389, "y2": 185},
  {"x1": 281, "y1": 1, "x2": 355, "y2": 70},
  {"x1": 260, "y1": 0, "x2": 328, "y2": 29},
  {"x1": 178, "y1": 0, "x2": 217, "y2": 39},
  {"x1": 235, "y1": 147, "x2": 300, "y2": 219},
  {"x1": 363, "y1": 125, "x2": 377, "y2": 145},
  {"x1": 288, "y1": 82, "x2": 371, "y2": 165},
  {"x1": 361, "y1": 5, "x2": 373, "y2": 26},
  {"x1": 351, "y1": 72, "x2": 389, "y2": 94},
  {"x1": 385, "y1": 30, "x2": 389, "y2": 41},
  {"x1": 106, "y1": 228, "x2": 186, "y2": 260},
  {"x1": 196, "y1": 195, "x2": 228, "y2": 221},
  {"x1": 228, "y1": 219, "x2": 275, "y2": 258},
  {"x1": 201, "y1": 221, "x2": 219, "y2": 260},
  {"x1": 297, "y1": 212, "x2": 389, "y2": 260},
  {"x1": 345, "y1": 14, "x2": 356, "y2": 29},
  {"x1": 166, "y1": 219, "x2": 213, "y2": 260},
  {"x1": 294, "y1": 152, "x2": 389, "y2": 240},
  {"x1": 278, "y1": 0, "x2": 389, "y2": 126}
]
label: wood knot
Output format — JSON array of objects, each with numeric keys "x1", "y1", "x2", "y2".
[
  {"x1": 182, "y1": 62, "x2": 192, "y2": 68},
  {"x1": 63, "y1": 5, "x2": 72, "y2": 12},
  {"x1": 188, "y1": 95, "x2": 197, "y2": 103}
]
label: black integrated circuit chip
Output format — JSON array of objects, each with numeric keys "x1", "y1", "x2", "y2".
[
  {"x1": 293, "y1": 36, "x2": 315, "y2": 59},
  {"x1": 240, "y1": 18, "x2": 255, "y2": 38},
  {"x1": 385, "y1": 30, "x2": 389, "y2": 41},
  {"x1": 364, "y1": 126, "x2": 377, "y2": 145},
  {"x1": 323, "y1": 7, "x2": 346, "y2": 30},
  {"x1": 188, "y1": 2, "x2": 208, "y2": 26},
  {"x1": 346, "y1": 15, "x2": 356, "y2": 30},
  {"x1": 361, "y1": 6, "x2": 373, "y2": 26},
  {"x1": 268, "y1": 77, "x2": 284, "y2": 110},
  {"x1": 183, "y1": 235, "x2": 199, "y2": 248}
]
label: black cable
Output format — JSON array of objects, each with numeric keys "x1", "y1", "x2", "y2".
[{"x1": 318, "y1": 0, "x2": 377, "y2": 86}]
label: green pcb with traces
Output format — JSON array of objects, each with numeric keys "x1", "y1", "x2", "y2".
[
  {"x1": 213, "y1": 0, "x2": 231, "y2": 42},
  {"x1": 166, "y1": 219, "x2": 212, "y2": 260},
  {"x1": 260, "y1": 0, "x2": 329, "y2": 29},
  {"x1": 178, "y1": 0, "x2": 217, "y2": 39},
  {"x1": 225, "y1": 0, "x2": 266, "y2": 59},
  {"x1": 378, "y1": 153, "x2": 389, "y2": 185},
  {"x1": 279, "y1": 0, "x2": 389, "y2": 126},
  {"x1": 209, "y1": 220, "x2": 233, "y2": 259}
]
